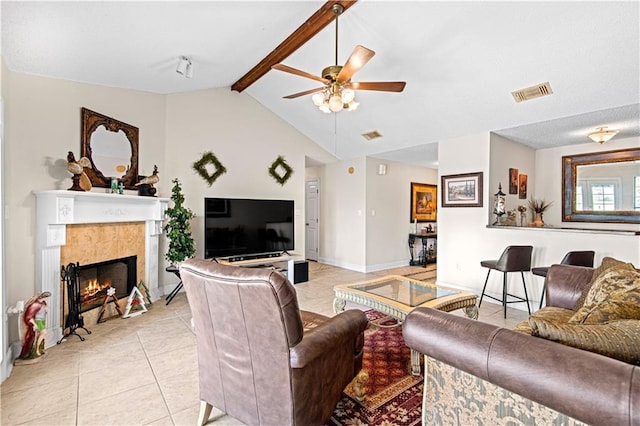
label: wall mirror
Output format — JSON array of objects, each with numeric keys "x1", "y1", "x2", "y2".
[
  {"x1": 562, "y1": 147, "x2": 640, "y2": 223},
  {"x1": 81, "y1": 107, "x2": 139, "y2": 189}
]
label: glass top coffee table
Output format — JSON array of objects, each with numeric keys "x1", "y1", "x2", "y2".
[{"x1": 333, "y1": 275, "x2": 478, "y2": 375}]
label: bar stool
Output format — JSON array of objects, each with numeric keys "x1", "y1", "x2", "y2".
[
  {"x1": 479, "y1": 245, "x2": 533, "y2": 318},
  {"x1": 532, "y1": 250, "x2": 595, "y2": 309}
]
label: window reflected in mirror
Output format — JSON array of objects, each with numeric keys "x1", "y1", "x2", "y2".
[{"x1": 563, "y1": 148, "x2": 640, "y2": 223}]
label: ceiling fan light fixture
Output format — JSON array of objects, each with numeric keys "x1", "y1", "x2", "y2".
[
  {"x1": 346, "y1": 100, "x2": 359, "y2": 111},
  {"x1": 319, "y1": 104, "x2": 331, "y2": 114},
  {"x1": 341, "y1": 88, "x2": 355, "y2": 103},
  {"x1": 588, "y1": 126, "x2": 619, "y2": 144},
  {"x1": 329, "y1": 93, "x2": 344, "y2": 112},
  {"x1": 312, "y1": 92, "x2": 325, "y2": 107}
]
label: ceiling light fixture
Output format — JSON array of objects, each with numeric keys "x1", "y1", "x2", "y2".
[
  {"x1": 588, "y1": 126, "x2": 619, "y2": 144},
  {"x1": 311, "y1": 5, "x2": 358, "y2": 113},
  {"x1": 176, "y1": 56, "x2": 194, "y2": 78}
]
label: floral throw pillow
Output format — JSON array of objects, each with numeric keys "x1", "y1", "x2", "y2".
[
  {"x1": 569, "y1": 267, "x2": 640, "y2": 324},
  {"x1": 573, "y1": 257, "x2": 635, "y2": 310}
]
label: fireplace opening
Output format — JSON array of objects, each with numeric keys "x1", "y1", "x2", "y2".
[{"x1": 77, "y1": 256, "x2": 137, "y2": 313}]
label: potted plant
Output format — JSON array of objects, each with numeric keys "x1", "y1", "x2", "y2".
[
  {"x1": 164, "y1": 178, "x2": 195, "y2": 265},
  {"x1": 528, "y1": 198, "x2": 553, "y2": 227}
]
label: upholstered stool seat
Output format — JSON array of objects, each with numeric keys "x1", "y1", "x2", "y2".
[
  {"x1": 532, "y1": 250, "x2": 595, "y2": 308},
  {"x1": 479, "y1": 245, "x2": 533, "y2": 318}
]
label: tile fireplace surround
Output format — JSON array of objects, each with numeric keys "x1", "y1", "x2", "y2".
[{"x1": 34, "y1": 190, "x2": 168, "y2": 348}]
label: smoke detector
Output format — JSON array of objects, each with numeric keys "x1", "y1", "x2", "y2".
[{"x1": 511, "y1": 82, "x2": 553, "y2": 103}]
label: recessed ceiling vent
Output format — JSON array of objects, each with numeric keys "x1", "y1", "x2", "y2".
[
  {"x1": 362, "y1": 130, "x2": 383, "y2": 141},
  {"x1": 511, "y1": 82, "x2": 553, "y2": 103}
]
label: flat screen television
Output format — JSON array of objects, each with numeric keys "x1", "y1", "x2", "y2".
[{"x1": 204, "y1": 198, "x2": 294, "y2": 259}]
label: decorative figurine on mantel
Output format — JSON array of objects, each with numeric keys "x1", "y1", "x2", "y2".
[
  {"x1": 492, "y1": 183, "x2": 506, "y2": 225},
  {"x1": 517, "y1": 205, "x2": 528, "y2": 227},
  {"x1": 66, "y1": 151, "x2": 92, "y2": 191},
  {"x1": 528, "y1": 198, "x2": 553, "y2": 227},
  {"x1": 15, "y1": 291, "x2": 51, "y2": 364},
  {"x1": 135, "y1": 165, "x2": 159, "y2": 196}
]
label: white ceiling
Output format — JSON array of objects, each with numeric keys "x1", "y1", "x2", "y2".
[{"x1": 2, "y1": 1, "x2": 639, "y2": 168}]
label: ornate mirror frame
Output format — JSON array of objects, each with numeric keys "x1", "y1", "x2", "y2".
[
  {"x1": 562, "y1": 147, "x2": 640, "y2": 223},
  {"x1": 81, "y1": 107, "x2": 139, "y2": 189}
]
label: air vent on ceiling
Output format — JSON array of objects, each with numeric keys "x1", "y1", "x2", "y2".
[
  {"x1": 362, "y1": 130, "x2": 383, "y2": 141},
  {"x1": 511, "y1": 82, "x2": 553, "y2": 103}
]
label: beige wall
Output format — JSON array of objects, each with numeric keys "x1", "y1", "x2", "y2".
[
  {"x1": 2, "y1": 70, "x2": 165, "y2": 312},
  {"x1": 161, "y1": 88, "x2": 332, "y2": 289},
  {"x1": 1, "y1": 70, "x2": 329, "y2": 346},
  {"x1": 437, "y1": 132, "x2": 640, "y2": 310},
  {"x1": 490, "y1": 133, "x2": 536, "y2": 224},
  {"x1": 365, "y1": 158, "x2": 437, "y2": 269}
]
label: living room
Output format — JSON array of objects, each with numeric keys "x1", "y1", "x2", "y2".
[{"x1": 1, "y1": 1, "x2": 639, "y2": 423}]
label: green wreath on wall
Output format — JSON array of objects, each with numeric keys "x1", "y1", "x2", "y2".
[
  {"x1": 193, "y1": 151, "x2": 227, "y2": 186},
  {"x1": 269, "y1": 155, "x2": 294, "y2": 186}
]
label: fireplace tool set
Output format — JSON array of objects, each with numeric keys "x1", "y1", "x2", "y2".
[{"x1": 59, "y1": 263, "x2": 92, "y2": 343}]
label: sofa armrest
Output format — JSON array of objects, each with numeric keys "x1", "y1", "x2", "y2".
[
  {"x1": 403, "y1": 307, "x2": 640, "y2": 426},
  {"x1": 545, "y1": 264, "x2": 593, "y2": 309},
  {"x1": 290, "y1": 309, "x2": 367, "y2": 368}
]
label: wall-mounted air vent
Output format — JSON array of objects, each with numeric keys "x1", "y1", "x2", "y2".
[
  {"x1": 362, "y1": 130, "x2": 382, "y2": 141},
  {"x1": 511, "y1": 81, "x2": 553, "y2": 103}
]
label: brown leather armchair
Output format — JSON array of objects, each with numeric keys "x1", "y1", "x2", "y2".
[{"x1": 179, "y1": 259, "x2": 368, "y2": 426}]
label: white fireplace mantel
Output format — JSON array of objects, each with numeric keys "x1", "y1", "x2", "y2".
[{"x1": 34, "y1": 190, "x2": 169, "y2": 346}]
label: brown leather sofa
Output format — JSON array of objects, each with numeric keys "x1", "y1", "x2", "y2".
[
  {"x1": 180, "y1": 259, "x2": 368, "y2": 426},
  {"x1": 403, "y1": 264, "x2": 640, "y2": 425}
]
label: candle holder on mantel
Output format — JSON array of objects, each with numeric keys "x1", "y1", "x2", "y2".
[{"x1": 492, "y1": 183, "x2": 506, "y2": 225}]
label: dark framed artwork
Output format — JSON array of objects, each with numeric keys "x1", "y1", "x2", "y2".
[
  {"x1": 441, "y1": 172, "x2": 484, "y2": 207},
  {"x1": 518, "y1": 174, "x2": 528, "y2": 199},
  {"x1": 410, "y1": 182, "x2": 437, "y2": 222},
  {"x1": 509, "y1": 168, "x2": 519, "y2": 194}
]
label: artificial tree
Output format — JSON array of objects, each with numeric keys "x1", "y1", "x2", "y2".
[{"x1": 164, "y1": 178, "x2": 195, "y2": 265}]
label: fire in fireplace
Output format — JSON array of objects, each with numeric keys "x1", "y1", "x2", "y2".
[{"x1": 77, "y1": 256, "x2": 137, "y2": 313}]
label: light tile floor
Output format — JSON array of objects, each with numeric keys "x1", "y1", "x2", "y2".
[{"x1": 0, "y1": 262, "x2": 528, "y2": 425}]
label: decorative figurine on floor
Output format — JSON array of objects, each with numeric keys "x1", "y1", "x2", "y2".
[
  {"x1": 16, "y1": 291, "x2": 51, "y2": 364},
  {"x1": 135, "y1": 165, "x2": 159, "y2": 196},
  {"x1": 66, "y1": 151, "x2": 92, "y2": 191}
]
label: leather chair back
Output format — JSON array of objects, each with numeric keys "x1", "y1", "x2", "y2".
[
  {"x1": 561, "y1": 250, "x2": 595, "y2": 267},
  {"x1": 180, "y1": 258, "x2": 367, "y2": 426},
  {"x1": 494, "y1": 245, "x2": 533, "y2": 272}
]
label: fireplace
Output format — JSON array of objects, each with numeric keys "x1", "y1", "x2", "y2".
[
  {"x1": 76, "y1": 256, "x2": 137, "y2": 313},
  {"x1": 34, "y1": 191, "x2": 168, "y2": 347}
]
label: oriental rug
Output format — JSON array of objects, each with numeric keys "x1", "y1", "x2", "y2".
[{"x1": 326, "y1": 310, "x2": 423, "y2": 426}]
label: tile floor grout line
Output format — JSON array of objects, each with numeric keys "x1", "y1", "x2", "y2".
[{"x1": 138, "y1": 326, "x2": 175, "y2": 423}]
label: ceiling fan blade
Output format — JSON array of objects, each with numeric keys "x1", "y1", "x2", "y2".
[
  {"x1": 337, "y1": 45, "x2": 375, "y2": 83},
  {"x1": 349, "y1": 81, "x2": 407, "y2": 92},
  {"x1": 272, "y1": 64, "x2": 329, "y2": 84},
  {"x1": 283, "y1": 87, "x2": 326, "y2": 99}
]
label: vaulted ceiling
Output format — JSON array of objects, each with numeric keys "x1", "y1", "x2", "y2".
[{"x1": 2, "y1": 1, "x2": 639, "y2": 168}]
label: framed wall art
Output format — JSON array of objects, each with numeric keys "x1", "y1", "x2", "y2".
[
  {"x1": 410, "y1": 182, "x2": 437, "y2": 222},
  {"x1": 441, "y1": 172, "x2": 483, "y2": 207},
  {"x1": 509, "y1": 168, "x2": 519, "y2": 194},
  {"x1": 518, "y1": 174, "x2": 528, "y2": 199}
]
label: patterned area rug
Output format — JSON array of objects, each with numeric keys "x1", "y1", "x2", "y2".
[{"x1": 326, "y1": 310, "x2": 423, "y2": 426}]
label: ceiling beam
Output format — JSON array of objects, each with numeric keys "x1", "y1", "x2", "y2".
[{"x1": 231, "y1": 0, "x2": 357, "y2": 93}]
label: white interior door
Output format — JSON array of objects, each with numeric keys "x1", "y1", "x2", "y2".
[{"x1": 305, "y1": 179, "x2": 319, "y2": 261}]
